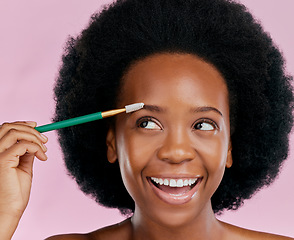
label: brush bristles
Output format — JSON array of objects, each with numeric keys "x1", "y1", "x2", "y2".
[{"x1": 125, "y1": 102, "x2": 144, "y2": 113}]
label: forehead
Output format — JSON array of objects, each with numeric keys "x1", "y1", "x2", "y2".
[{"x1": 120, "y1": 53, "x2": 229, "y2": 113}]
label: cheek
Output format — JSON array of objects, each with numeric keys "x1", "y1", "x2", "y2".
[
  {"x1": 196, "y1": 134, "x2": 228, "y2": 174},
  {"x1": 195, "y1": 134, "x2": 228, "y2": 195},
  {"x1": 117, "y1": 134, "x2": 151, "y2": 167},
  {"x1": 115, "y1": 130, "x2": 162, "y2": 206},
  {"x1": 115, "y1": 129, "x2": 157, "y2": 188}
]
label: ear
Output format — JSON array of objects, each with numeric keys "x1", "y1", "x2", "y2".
[
  {"x1": 226, "y1": 141, "x2": 233, "y2": 168},
  {"x1": 106, "y1": 127, "x2": 117, "y2": 164}
]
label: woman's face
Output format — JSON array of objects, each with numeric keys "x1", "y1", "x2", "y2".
[{"x1": 107, "y1": 53, "x2": 232, "y2": 226}]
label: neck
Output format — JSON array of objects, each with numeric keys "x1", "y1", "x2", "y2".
[{"x1": 130, "y1": 201, "x2": 224, "y2": 240}]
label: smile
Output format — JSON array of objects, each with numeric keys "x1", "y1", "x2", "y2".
[
  {"x1": 147, "y1": 176, "x2": 202, "y2": 205},
  {"x1": 150, "y1": 177, "x2": 198, "y2": 187}
]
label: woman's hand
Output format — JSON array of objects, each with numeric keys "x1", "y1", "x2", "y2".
[{"x1": 0, "y1": 121, "x2": 48, "y2": 239}]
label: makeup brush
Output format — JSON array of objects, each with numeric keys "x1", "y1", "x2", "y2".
[{"x1": 35, "y1": 103, "x2": 144, "y2": 133}]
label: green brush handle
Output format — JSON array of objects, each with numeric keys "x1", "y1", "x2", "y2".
[{"x1": 35, "y1": 112, "x2": 103, "y2": 133}]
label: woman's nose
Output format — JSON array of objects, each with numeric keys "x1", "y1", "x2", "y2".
[{"x1": 156, "y1": 128, "x2": 196, "y2": 164}]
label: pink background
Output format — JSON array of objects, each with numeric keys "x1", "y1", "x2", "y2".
[{"x1": 0, "y1": 0, "x2": 293, "y2": 239}]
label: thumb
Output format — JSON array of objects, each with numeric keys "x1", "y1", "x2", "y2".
[{"x1": 18, "y1": 154, "x2": 35, "y2": 177}]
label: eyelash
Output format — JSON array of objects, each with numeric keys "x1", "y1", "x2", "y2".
[
  {"x1": 136, "y1": 117, "x2": 218, "y2": 131},
  {"x1": 193, "y1": 118, "x2": 218, "y2": 131},
  {"x1": 136, "y1": 117, "x2": 162, "y2": 130}
]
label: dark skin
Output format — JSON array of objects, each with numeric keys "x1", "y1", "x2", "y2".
[
  {"x1": 47, "y1": 53, "x2": 293, "y2": 239},
  {"x1": 107, "y1": 53, "x2": 232, "y2": 239},
  {"x1": 0, "y1": 53, "x2": 292, "y2": 239}
]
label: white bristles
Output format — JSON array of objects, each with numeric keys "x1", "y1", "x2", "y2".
[{"x1": 125, "y1": 102, "x2": 144, "y2": 113}]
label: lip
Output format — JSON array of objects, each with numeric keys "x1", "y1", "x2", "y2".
[{"x1": 147, "y1": 176, "x2": 202, "y2": 205}]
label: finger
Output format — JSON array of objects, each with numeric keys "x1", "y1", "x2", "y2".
[
  {"x1": 0, "y1": 121, "x2": 37, "y2": 128},
  {"x1": 0, "y1": 122, "x2": 48, "y2": 143},
  {"x1": 0, "y1": 140, "x2": 47, "y2": 169},
  {"x1": 10, "y1": 121, "x2": 37, "y2": 128},
  {"x1": 0, "y1": 129, "x2": 47, "y2": 153}
]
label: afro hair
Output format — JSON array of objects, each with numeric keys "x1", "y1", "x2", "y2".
[{"x1": 53, "y1": 0, "x2": 293, "y2": 215}]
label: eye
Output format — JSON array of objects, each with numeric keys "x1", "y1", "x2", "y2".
[
  {"x1": 137, "y1": 117, "x2": 162, "y2": 130},
  {"x1": 193, "y1": 119, "x2": 217, "y2": 131}
]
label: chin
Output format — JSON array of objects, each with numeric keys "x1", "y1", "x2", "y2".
[{"x1": 136, "y1": 201, "x2": 210, "y2": 229}]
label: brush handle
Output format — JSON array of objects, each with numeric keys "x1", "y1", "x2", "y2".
[{"x1": 35, "y1": 112, "x2": 103, "y2": 133}]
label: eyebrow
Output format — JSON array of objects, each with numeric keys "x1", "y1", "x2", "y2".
[
  {"x1": 143, "y1": 104, "x2": 166, "y2": 113},
  {"x1": 125, "y1": 104, "x2": 166, "y2": 118},
  {"x1": 141, "y1": 104, "x2": 223, "y2": 117},
  {"x1": 193, "y1": 106, "x2": 223, "y2": 117}
]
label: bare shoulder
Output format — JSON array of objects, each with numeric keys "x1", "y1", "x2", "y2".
[
  {"x1": 220, "y1": 221, "x2": 294, "y2": 240},
  {"x1": 45, "y1": 234, "x2": 89, "y2": 240},
  {"x1": 89, "y1": 218, "x2": 132, "y2": 240},
  {"x1": 45, "y1": 219, "x2": 132, "y2": 240},
  {"x1": 246, "y1": 231, "x2": 294, "y2": 240}
]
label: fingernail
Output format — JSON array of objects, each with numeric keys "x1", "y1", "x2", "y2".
[
  {"x1": 43, "y1": 144, "x2": 47, "y2": 152},
  {"x1": 40, "y1": 134, "x2": 48, "y2": 141}
]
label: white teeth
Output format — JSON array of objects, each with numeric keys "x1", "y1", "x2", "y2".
[
  {"x1": 163, "y1": 179, "x2": 169, "y2": 186},
  {"x1": 150, "y1": 177, "x2": 198, "y2": 188},
  {"x1": 170, "y1": 179, "x2": 177, "y2": 187},
  {"x1": 177, "y1": 179, "x2": 183, "y2": 187},
  {"x1": 190, "y1": 179, "x2": 196, "y2": 185}
]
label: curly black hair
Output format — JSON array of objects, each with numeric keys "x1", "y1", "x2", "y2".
[{"x1": 53, "y1": 0, "x2": 293, "y2": 215}]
